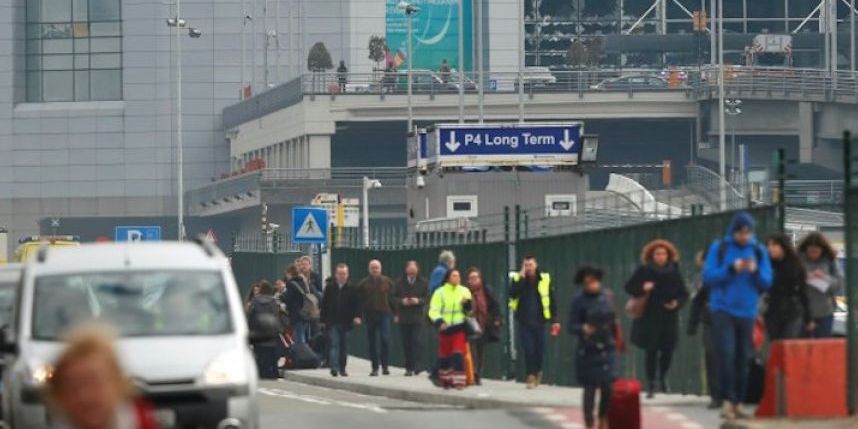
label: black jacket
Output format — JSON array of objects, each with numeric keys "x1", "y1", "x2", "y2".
[
  {"x1": 321, "y1": 277, "x2": 360, "y2": 327},
  {"x1": 282, "y1": 277, "x2": 312, "y2": 324},
  {"x1": 567, "y1": 290, "x2": 617, "y2": 385},
  {"x1": 765, "y1": 258, "x2": 811, "y2": 324},
  {"x1": 509, "y1": 270, "x2": 558, "y2": 324},
  {"x1": 392, "y1": 275, "x2": 429, "y2": 325},
  {"x1": 469, "y1": 284, "x2": 503, "y2": 343},
  {"x1": 625, "y1": 263, "x2": 689, "y2": 350}
]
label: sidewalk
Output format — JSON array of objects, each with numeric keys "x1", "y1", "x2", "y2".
[
  {"x1": 722, "y1": 418, "x2": 858, "y2": 429},
  {"x1": 280, "y1": 356, "x2": 710, "y2": 409}
]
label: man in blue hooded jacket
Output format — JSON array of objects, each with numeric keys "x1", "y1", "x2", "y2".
[{"x1": 703, "y1": 211, "x2": 773, "y2": 420}]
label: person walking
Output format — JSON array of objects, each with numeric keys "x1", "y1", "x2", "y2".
[
  {"x1": 282, "y1": 263, "x2": 317, "y2": 344},
  {"x1": 465, "y1": 267, "x2": 502, "y2": 385},
  {"x1": 245, "y1": 282, "x2": 260, "y2": 312},
  {"x1": 358, "y1": 259, "x2": 396, "y2": 376},
  {"x1": 439, "y1": 59, "x2": 451, "y2": 83},
  {"x1": 247, "y1": 280, "x2": 281, "y2": 379},
  {"x1": 430, "y1": 250, "x2": 456, "y2": 294},
  {"x1": 509, "y1": 255, "x2": 560, "y2": 389},
  {"x1": 624, "y1": 239, "x2": 688, "y2": 399},
  {"x1": 764, "y1": 233, "x2": 812, "y2": 341},
  {"x1": 298, "y1": 256, "x2": 324, "y2": 342},
  {"x1": 393, "y1": 261, "x2": 429, "y2": 376},
  {"x1": 798, "y1": 232, "x2": 843, "y2": 338},
  {"x1": 569, "y1": 266, "x2": 618, "y2": 429},
  {"x1": 337, "y1": 60, "x2": 349, "y2": 93},
  {"x1": 428, "y1": 269, "x2": 473, "y2": 390},
  {"x1": 703, "y1": 211, "x2": 773, "y2": 420},
  {"x1": 321, "y1": 263, "x2": 361, "y2": 377},
  {"x1": 687, "y1": 249, "x2": 721, "y2": 409}
]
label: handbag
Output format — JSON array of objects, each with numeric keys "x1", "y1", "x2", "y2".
[
  {"x1": 465, "y1": 317, "x2": 483, "y2": 340},
  {"x1": 624, "y1": 292, "x2": 650, "y2": 319}
]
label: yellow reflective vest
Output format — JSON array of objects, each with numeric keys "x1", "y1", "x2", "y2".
[
  {"x1": 509, "y1": 272, "x2": 553, "y2": 321},
  {"x1": 428, "y1": 283, "x2": 473, "y2": 326}
]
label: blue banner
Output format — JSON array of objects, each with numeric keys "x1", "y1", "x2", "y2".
[
  {"x1": 430, "y1": 123, "x2": 584, "y2": 166},
  {"x1": 385, "y1": 0, "x2": 473, "y2": 72}
]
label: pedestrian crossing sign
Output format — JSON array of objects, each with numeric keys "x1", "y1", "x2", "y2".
[{"x1": 292, "y1": 207, "x2": 328, "y2": 244}]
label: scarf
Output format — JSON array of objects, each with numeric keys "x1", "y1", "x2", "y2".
[{"x1": 470, "y1": 283, "x2": 489, "y2": 328}]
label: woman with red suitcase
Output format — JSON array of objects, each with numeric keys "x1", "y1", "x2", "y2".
[{"x1": 568, "y1": 266, "x2": 619, "y2": 429}]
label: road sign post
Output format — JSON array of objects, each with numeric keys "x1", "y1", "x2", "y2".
[
  {"x1": 427, "y1": 123, "x2": 583, "y2": 167},
  {"x1": 114, "y1": 226, "x2": 162, "y2": 242},
  {"x1": 292, "y1": 207, "x2": 329, "y2": 246}
]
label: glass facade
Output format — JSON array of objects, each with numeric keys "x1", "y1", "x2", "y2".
[{"x1": 26, "y1": 0, "x2": 122, "y2": 102}]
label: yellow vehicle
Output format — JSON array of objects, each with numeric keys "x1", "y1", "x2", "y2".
[{"x1": 14, "y1": 235, "x2": 80, "y2": 263}]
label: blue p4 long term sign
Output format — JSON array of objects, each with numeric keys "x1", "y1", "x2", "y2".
[{"x1": 430, "y1": 123, "x2": 583, "y2": 167}]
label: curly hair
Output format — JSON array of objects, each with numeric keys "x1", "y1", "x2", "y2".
[
  {"x1": 798, "y1": 232, "x2": 838, "y2": 261},
  {"x1": 641, "y1": 239, "x2": 680, "y2": 265}
]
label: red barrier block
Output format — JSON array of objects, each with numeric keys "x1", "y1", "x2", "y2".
[{"x1": 756, "y1": 339, "x2": 848, "y2": 418}]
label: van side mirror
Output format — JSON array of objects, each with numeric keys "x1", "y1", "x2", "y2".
[{"x1": 0, "y1": 326, "x2": 18, "y2": 355}]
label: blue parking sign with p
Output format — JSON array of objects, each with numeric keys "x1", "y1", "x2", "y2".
[{"x1": 115, "y1": 226, "x2": 162, "y2": 242}]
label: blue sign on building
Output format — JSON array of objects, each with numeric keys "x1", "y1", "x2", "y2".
[
  {"x1": 432, "y1": 123, "x2": 583, "y2": 167},
  {"x1": 292, "y1": 207, "x2": 328, "y2": 245},
  {"x1": 114, "y1": 226, "x2": 162, "y2": 242}
]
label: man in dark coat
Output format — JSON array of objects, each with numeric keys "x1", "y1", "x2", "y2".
[
  {"x1": 321, "y1": 263, "x2": 361, "y2": 377},
  {"x1": 625, "y1": 239, "x2": 689, "y2": 398},
  {"x1": 357, "y1": 259, "x2": 396, "y2": 376},
  {"x1": 247, "y1": 281, "x2": 281, "y2": 379},
  {"x1": 393, "y1": 260, "x2": 429, "y2": 376}
]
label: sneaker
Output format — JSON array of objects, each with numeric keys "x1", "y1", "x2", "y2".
[
  {"x1": 734, "y1": 404, "x2": 750, "y2": 419},
  {"x1": 525, "y1": 374, "x2": 537, "y2": 389},
  {"x1": 370, "y1": 370, "x2": 379, "y2": 377},
  {"x1": 330, "y1": 369, "x2": 338, "y2": 377},
  {"x1": 721, "y1": 402, "x2": 737, "y2": 420},
  {"x1": 382, "y1": 368, "x2": 391, "y2": 376}
]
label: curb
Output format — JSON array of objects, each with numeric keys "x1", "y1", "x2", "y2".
[
  {"x1": 719, "y1": 418, "x2": 858, "y2": 429},
  {"x1": 280, "y1": 370, "x2": 531, "y2": 409}
]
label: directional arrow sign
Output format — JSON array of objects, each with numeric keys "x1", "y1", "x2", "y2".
[
  {"x1": 434, "y1": 122, "x2": 583, "y2": 167},
  {"x1": 445, "y1": 131, "x2": 461, "y2": 153}
]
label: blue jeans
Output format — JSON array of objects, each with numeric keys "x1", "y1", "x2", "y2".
[
  {"x1": 366, "y1": 314, "x2": 392, "y2": 371},
  {"x1": 810, "y1": 315, "x2": 834, "y2": 338},
  {"x1": 518, "y1": 322, "x2": 546, "y2": 376},
  {"x1": 293, "y1": 320, "x2": 307, "y2": 344},
  {"x1": 328, "y1": 325, "x2": 350, "y2": 373},
  {"x1": 711, "y1": 311, "x2": 754, "y2": 404}
]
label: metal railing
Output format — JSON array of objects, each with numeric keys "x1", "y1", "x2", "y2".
[
  {"x1": 260, "y1": 167, "x2": 408, "y2": 182},
  {"x1": 685, "y1": 164, "x2": 748, "y2": 209}
]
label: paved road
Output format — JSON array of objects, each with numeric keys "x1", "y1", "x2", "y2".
[{"x1": 258, "y1": 380, "x2": 721, "y2": 429}]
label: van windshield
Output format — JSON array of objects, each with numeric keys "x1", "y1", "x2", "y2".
[{"x1": 32, "y1": 271, "x2": 232, "y2": 340}]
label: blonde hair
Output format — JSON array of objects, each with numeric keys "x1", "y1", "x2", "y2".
[{"x1": 44, "y1": 325, "x2": 134, "y2": 406}]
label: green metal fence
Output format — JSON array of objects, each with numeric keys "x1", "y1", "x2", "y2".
[
  {"x1": 332, "y1": 206, "x2": 777, "y2": 394},
  {"x1": 843, "y1": 131, "x2": 858, "y2": 414},
  {"x1": 230, "y1": 251, "x2": 302, "y2": 299}
]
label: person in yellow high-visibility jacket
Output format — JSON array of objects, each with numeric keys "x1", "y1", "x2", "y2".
[
  {"x1": 428, "y1": 269, "x2": 472, "y2": 390},
  {"x1": 509, "y1": 255, "x2": 560, "y2": 389}
]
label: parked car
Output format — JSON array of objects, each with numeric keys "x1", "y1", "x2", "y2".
[
  {"x1": 1, "y1": 241, "x2": 262, "y2": 429},
  {"x1": 514, "y1": 66, "x2": 558, "y2": 89},
  {"x1": 590, "y1": 74, "x2": 670, "y2": 90}
]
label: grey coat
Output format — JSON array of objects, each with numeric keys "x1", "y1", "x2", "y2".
[{"x1": 800, "y1": 255, "x2": 843, "y2": 319}]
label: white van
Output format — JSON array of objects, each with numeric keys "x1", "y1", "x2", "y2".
[{"x1": 0, "y1": 240, "x2": 259, "y2": 429}]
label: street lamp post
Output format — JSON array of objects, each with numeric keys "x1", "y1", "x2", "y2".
[
  {"x1": 457, "y1": 0, "x2": 464, "y2": 123},
  {"x1": 717, "y1": 0, "x2": 727, "y2": 210},
  {"x1": 362, "y1": 176, "x2": 382, "y2": 248},
  {"x1": 726, "y1": 98, "x2": 743, "y2": 185},
  {"x1": 166, "y1": 3, "x2": 201, "y2": 241},
  {"x1": 398, "y1": 2, "x2": 420, "y2": 134}
]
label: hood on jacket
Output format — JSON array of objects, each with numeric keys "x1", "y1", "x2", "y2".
[{"x1": 726, "y1": 211, "x2": 756, "y2": 238}]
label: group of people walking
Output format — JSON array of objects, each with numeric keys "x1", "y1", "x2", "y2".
[{"x1": 245, "y1": 211, "x2": 843, "y2": 428}]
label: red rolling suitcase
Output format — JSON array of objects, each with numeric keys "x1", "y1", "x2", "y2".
[{"x1": 608, "y1": 378, "x2": 641, "y2": 429}]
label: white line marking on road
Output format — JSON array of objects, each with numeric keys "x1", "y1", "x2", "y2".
[
  {"x1": 560, "y1": 422, "x2": 583, "y2": 429},
  {"x1": 666, "y1": 412, "x2": 687, "y2": 421},
  {"x1": 680, "y1": 422, "x2": 705, "y2": 429},
  {"x1": 545, "y1": 414, "x2": 567, "y2": 422},
  {"x1": 258, "y1": 387, "x2": 388, "y2": 414}
]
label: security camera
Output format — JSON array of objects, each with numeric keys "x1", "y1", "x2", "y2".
[
  {"x1": 188, "y1": 27, "x2": 202, "y2": 38},
  {"x1": 415, "y1": 175, "x2": 426, "y2": 189},
  {"x1": 269, "y1": 223, "x2": 280, "y2": 230},
  {"x1": 370, "y1": 179, "x2": 382, "y2": 189}
]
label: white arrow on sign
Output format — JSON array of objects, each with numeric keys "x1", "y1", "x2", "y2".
[
  {"x1": 559, "y1": 129, "x2": 575, "y2": 151},
  {"x1": 445, "y1": 131, "x2": 461, "y2": 153}
]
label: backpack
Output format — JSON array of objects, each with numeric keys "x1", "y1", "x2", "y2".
[
  {"x1": 249, "y1": 298, "x2": 283, "y2": 335},
  {"x1": 296, "y1": 282, "x2": 321, "y2": 321}
]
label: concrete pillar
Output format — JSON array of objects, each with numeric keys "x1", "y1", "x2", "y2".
[
  {"x1": 307, "y1": 135, "x2": 332, "y2": 169},
  {"x1": 798, "y1": 101, "x2": 815, "y2": 163}
]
